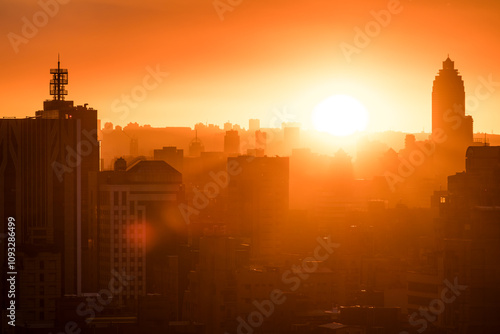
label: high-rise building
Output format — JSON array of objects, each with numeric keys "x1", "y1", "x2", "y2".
[
  {"x1": 432, "y1": 57, "x2": 473, "y2": 183},
  {"x1": 95, "y1": 159, "x2": 186, "y2": 314},
  {"x1": 434, "y1": 146, "x2": 500, "y2": 333},
  {"x1": 0, "y1": 59, "x2": 99, "y2": 327}
]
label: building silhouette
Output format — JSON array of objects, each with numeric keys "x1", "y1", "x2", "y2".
[
  {"x1": 188, "y1": 131, "x2": 205, "y2": 157},
  {"x1": 432, "y1": 57, "x2": 473, "y2": 184},
  {"x1": 255, "y1": 130, "x2": 267, "y2": 152},
  {"x1": 154, "y1": 146, "x2": 184, "y2": 172},
  {"x1": 434, "y1": 146, "x2": 500, "y2": 333},
  {"x1": 226, "y1": 156, "x2": 289, "y2": 264},
  {"x1": 224, "y1": 130, "x2": 240, "y2": 155},
  {"x1": 95, "y1": 159, "x2": 186, "y2": 315},
  {"x1": 249, "y1": 119, "x2": 260, "y2": 132},
  {"x1": 0, "y1": 59, "x2": 99, "y2": 327}
]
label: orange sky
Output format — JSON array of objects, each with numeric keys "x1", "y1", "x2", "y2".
[{"x1": 1, "y1": 0, "x2": 499, "y2": 133}]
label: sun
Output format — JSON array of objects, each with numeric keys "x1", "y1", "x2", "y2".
[{"x1": 312, "y1": 95, "x2": 369, "y2": 136}]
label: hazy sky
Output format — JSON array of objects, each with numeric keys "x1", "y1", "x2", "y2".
[{"x1": 1, "y1": 0, "x2": 499, "y2": 133}]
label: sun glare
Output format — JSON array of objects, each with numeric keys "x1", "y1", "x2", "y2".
[{"x1": 312, "y1": 95, "x2": 369, "y2": 136}]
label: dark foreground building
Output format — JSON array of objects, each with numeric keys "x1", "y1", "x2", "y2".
[
  {"x1": 436, "y1": 146, "x2": 500, "y2": 333},
  {"x1": 0, "y1": 60, "x2": 98, "y2": 329}
]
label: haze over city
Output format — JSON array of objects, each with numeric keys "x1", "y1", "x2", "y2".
[
  {"x1": 1, "y1": 0, "x2": 500, "y2": 133},
  {"x1": 2, "y1": 1, "x2": 500, "y2": 334}
]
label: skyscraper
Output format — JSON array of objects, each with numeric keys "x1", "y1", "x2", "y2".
[
  {"x1": 95, "y1": 159, "x2": 185, "y2": 312},
  {"x1": 0, "y1": 59, "x2": 98, "y2": 327},
  {"x1": 435, "y1": 146, "x2": 500, "y2": 333},
  {"x1": 431, "y1": 57, "x2": 473, "y2": 183}
]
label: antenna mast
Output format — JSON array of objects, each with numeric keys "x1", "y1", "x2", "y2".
[{"x1": 49, "y1": 54, "x2": 68, "y2": 100}]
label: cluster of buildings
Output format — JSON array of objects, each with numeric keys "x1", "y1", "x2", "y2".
[{"x1": 1, "y1": 57, "x2": 499, "y2": 334}]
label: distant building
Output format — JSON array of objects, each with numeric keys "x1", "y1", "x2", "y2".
[
  {"x1": 224, "y1": 130, "x2": 240, "y2": 155},
  {"x1": 154, "y1": 146, "x2": 184, "y2": 172},
  {"x1": 227, "y1": 156, "x2": 289, "y2": 264},
  {"x1": 188, "y1": 131, "x2": 205, "y2": 157},
  {"x1": 432, "y1": 57, "x2": 473, "y2": 184},
  {"x1": 255, "y1": 130, "x2": 267, "y2": 152},
  {"x1": 249, "y1": 119, "x2": 260, "y2": 132}
]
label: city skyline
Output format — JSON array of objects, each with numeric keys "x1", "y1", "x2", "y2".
[
  {"x1": 3, "y1": 1, "x2": 500, "y2": 333},
  {"x1": 1, "y1": 0, "x2": 500, "y2": 134}
]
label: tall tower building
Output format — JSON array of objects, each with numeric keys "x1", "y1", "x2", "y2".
[
  {"x1": 0, "y1": 58, "x2": 98, "y2": 328},
  {"x1": 431, "y1": 57, "x2": 473, "y2": 183}
]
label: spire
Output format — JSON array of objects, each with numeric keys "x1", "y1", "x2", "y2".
[
  {"x1": 50, "y1": 55, "x2": 68, "y2": 100},
  {"x1": 443, "y1": 56, "x2": 454, "y2": 70}
]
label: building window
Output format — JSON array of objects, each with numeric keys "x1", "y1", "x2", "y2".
[
  {"x1": 122, "y1": 192, "x2": 127, "y2": 205},
  {"x1": 114, "y1": 191, "x2": 119, "y2": 205}
]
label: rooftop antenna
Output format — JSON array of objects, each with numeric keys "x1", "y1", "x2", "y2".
[{"x1": 50, "y1": 54, "x2": 68, "y2": 101}]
